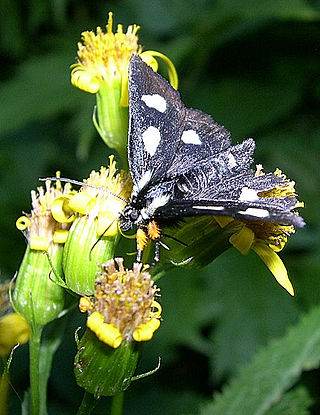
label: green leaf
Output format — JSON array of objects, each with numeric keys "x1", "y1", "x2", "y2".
[
  {"x1": 199, "y1": 249, "x2": 299, "y2": 379},
  {"x1": 265, "y1": 386, "x2": 313, "y2": 415},
  {"x1": 0, "y1": 50, "x2": 84, "y2": 135},
  {"x1": 200, "y1": 304, "x2": 320, "y2": 415}
]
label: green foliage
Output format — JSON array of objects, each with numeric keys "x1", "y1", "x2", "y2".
[
  {"x1": 200, "y1": 305, "x2": 320, "y2": 415},
  {"x1": 1, "y1": 0, "x2": 319, "y2": 414},
  {"x1": 265, "y1": 387, "x2": 313, "y2": 415}
]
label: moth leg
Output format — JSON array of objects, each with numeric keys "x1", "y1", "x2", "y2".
[
  {"x1": 136, "y1": 248, "x2": 143, "y2": 263},
  {"x1": 136, "y1": 227, "x2": 148, "y2": 263},
  {"x1": 153, "y1": 239, "x2": 161, "y2": 265}
]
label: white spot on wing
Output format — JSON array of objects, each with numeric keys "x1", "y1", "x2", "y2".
[
  {"x1": 238, "y1": 207, "x2": 269, "y2": 218},
  {"x1": 239, "y1": 187, "x2": 259, "y2": 202},
  {"x1": 142, "y1": 194, "x2": 171, "y2": 218},
  {"x1": 142, "y1": 126, "x2": 161, "y2": 156},
  {"x1": 132, "y1": 170, "x2": 152, "y2": 195},
  {"x1": 181, "y1": 130, "x2": 201, "y2": 145},
  {"x1": 228, "y1": 153, "x2": 237, "y2": 168},
  {"x1": 141, "y1": 94, "x2": 167, "y2": 113},
  {"x1": 193, "y1": 205, "x2": 224, "y2": 211}
]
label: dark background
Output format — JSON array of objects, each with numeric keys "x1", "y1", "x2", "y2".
[{"x1": 1, "y1": 0, "x2": 319, "y2": 414}]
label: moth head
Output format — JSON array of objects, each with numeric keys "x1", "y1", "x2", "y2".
[{"x1": 119, "y1": 205, "x2": 140, "y2": 231}]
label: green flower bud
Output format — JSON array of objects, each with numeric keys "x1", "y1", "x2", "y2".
[
  {"x1": 13, "y1": 245, "x2": 65, "y2": 328},
  {"x1": 74, "y1": 328, "x2": 140, "y2": 397},
  {"x1": 63, "y1": 215, "x2": 119, "y2": 295},
  {"x1": 54, "y1": 157, "x2": 132, "y2": 295},
  {"x1": 13, "y1": 178, "x2": 71, "y2": 328}
]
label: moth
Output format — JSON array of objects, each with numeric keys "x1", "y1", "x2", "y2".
[{"x1": 118, "y1": 55, "x2": 305, "y2": 262}]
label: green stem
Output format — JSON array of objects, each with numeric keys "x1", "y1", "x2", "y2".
[
  {"x1": 77, "y1": 392, "x2": 97, "y2": 415},
  {"x1": 29, "y1": 326, "x2": 43, "y2": 415},
  {"x1": 110, "y1": 392, "x2": 124, "y2": 415}
]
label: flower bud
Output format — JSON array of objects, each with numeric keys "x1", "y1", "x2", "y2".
[
  {"x1": 74, "y1": 258, "x2": 161, "y2": 396},
  {"x1": 13, "y1": 178, "x2": 71, "y2": 327},
  {"x1": 74, "y1": 328, "x2": 140, "y2": 397},
  {"x1": 56, "y1": 157, "x2": 132, "y2": 295},
  {"x1": 71, "y1": 12, "x2": 177, "y2": 164}
]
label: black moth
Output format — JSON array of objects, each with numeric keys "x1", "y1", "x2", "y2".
[{"x1": 118, "y1": 55, "x2": 305, "y2": 263}]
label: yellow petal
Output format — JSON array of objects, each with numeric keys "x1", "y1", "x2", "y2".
[
  {"x1": 97, "y1": 211, "x2": 118, "y2": 236},
  {"x1": 29, "y1": 236, "x2": 50, "y2": 251},
  {"x1": 140, "y1": 50, "x2": 178, "y2": 89},
  {"x1": 16, "y1": 216, "x2": 31, "y2": 231},
  {"x1": 133, "y1": 318, "x2": 160, "y2": 342},
  {"x1": 252, "y1": 241, "x2": 294, "y2": 296},
  {"x1": 214, "y1": 216, "x2": 234, "y2": 228},
  {"x1": 53, "y1": 229, "x2": 69, "y2": 244},
  {"x1": 69, "y1": 192, "x2": 95, "y2": 215},
  {"x1": 229, "y1": 226, "x2": 255, "y2": 255},
  {"x1": 51, "y1": 196, "x2": 75, "y2": 223},
  {"x1": 0, "y1": 313, "x2": 30, "y2": 357}
]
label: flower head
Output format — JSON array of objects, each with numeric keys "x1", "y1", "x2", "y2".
[
  {"x1": 16, "y1": 175, "x2": 72, "y2": 250},
  {"x1": 215, "y1": 167, "x2": 304, "y2": 296},
  {"x1": 80, "y1": 258, "x2": 161, "y2": 348},
  {"x1": 13, "y1": 178, "x2": 70, "y2": 327},
  {"x1": 52, "y1": 156, "x2": 132, "y2": 295},
  {"x1": 71, "y1": 13, "x2": 177, "y2": 163},
  {"x1": 71, "y1": 12, "x2": 141, "y2": 96}
]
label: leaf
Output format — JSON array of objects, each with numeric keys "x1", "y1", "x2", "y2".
[
  {"x1": 0, "y1": 50, "x2": 85, "y2": 135},
  {"x1": 199, "y1": 249, "x2": 299, "y2": 380},
  {"x1": 265, "y1": 386, "x2": 313, "y2": 415},
  {"x1": 200, "y1": 304, "x2": 320, "y2": 415}
]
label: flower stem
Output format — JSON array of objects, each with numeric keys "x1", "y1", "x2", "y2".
[
  {"x1": 110, "y1": 392, "x2": 124, "y2": 415},
  {"x1": 77, "y1": 392, "x2": 97, "y2": 415},
  {"x1": 0, "y1": 371, "x2": 10, "y2": 415},
  {"x1": 29, "y1": 326, "x2": 42, "y2": 415}
]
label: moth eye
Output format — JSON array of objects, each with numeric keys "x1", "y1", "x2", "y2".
[{"x1": 130, "y1": 210, "x2": 139, "y2": 221}]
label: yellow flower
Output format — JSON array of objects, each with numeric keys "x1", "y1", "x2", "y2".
[
  {"x1": 16, "y1": 174, "x2": 72, "y2": 250},
  {"x1": 0, "y1": 281, "x2": 30, "y2": 357},
  {"x1": 71, "y1": 12, "x2": 177, "y2": 102},
  {"x1": 80, "y1": 258, "x2": 161, "y2": 348},
  {"x1": 71, "y1": 12, "x2": 141, "y2": 98},
  {"x1": 52, "y1": 156, "x2": 132, "y2": 295},
  {"x1": 0, "y1": 313, "x2": 30, "y2": 357},
  {"x1": 13, "y1": 178, "x2": 70, "y2": 326},
  {"x1": 215, "y1": 168, "x2": 304, "y2": 296},
  {"x1": 70, "y1": 12, "x2": 177, "y2": 162}
]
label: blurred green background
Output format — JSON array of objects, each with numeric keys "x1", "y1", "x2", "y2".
[{"x1": 1, "y1": 0, "x2": 319, "y2": 414}]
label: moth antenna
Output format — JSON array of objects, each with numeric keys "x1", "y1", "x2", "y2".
[
  {"x1": 39, "y1": 177, "x2": 129, "y2": 203},
  {"x1": 89, "y1": 217, "x2": 119, "y2": 260}
]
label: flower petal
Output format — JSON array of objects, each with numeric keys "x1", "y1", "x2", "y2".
[
  {"x1": 252, "y1": 241, "x2": 294, "y2": 296},
  {"x1": 229, "y1": 226, "x2": 255, "y2": 255}
]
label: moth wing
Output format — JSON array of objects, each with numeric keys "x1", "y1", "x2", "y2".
[
  {"x1": 128, "y1": 55, "x2": 185, "y2": 189},
  {"x1": 167, "y1": 108, "x2": 232, "y2": 178},
  {"x1": 158, "y1": 170, "x2": 305, "y2": 228}
]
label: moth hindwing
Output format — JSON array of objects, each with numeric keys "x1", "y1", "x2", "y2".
[{"x1": 119, "y1": 55, "x2": 304, "y2": 262}]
